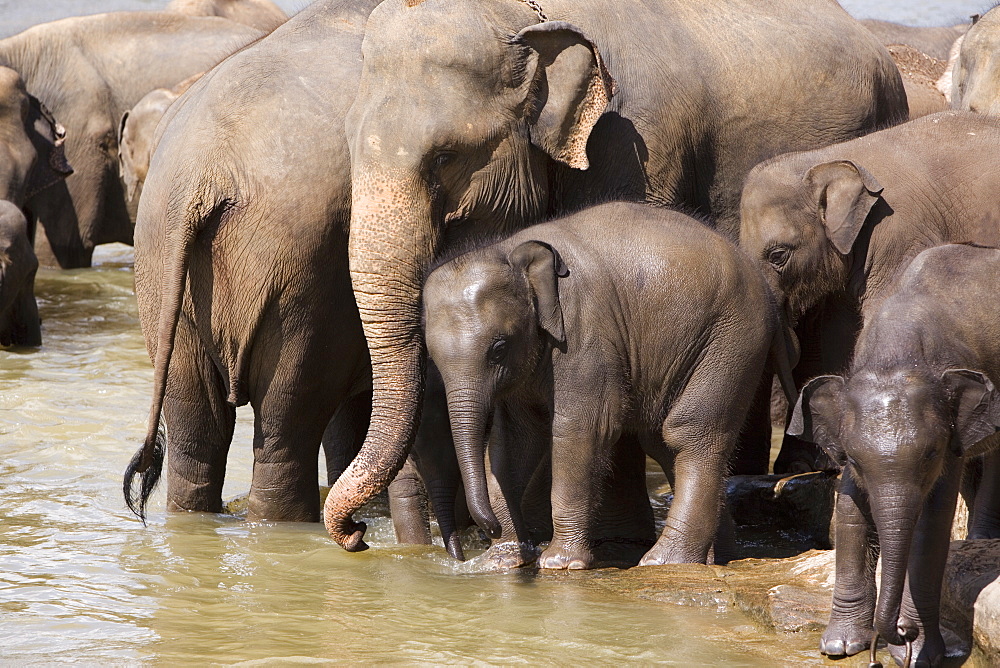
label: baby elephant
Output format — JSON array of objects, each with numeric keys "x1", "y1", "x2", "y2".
[
  {"x1": 0, "y1": 200, "x2": 40, "y2": 347},
  {"x1": 424, "y1": 202, "x2": 793, "y2": 568},
  {"x1": 790, "y1": 243, "x2": 1000, "y2": 667}
]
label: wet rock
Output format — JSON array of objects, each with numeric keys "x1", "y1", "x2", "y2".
[
  {"x1": 727, "y1": 472, "x2": 837, "y2": 551},
  {"x1": 941, "y1": 539, "x2": 1000, "y2": 662}
]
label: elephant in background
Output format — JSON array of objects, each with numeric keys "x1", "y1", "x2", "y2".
[
  {"x1": 0, "y1": 66, "x2": 74, "y2": 347},
  {"x1": 951, "y1": 7, "x2": 1000, "y2": 115},
  {"x1": 166, "y1": 0, "x2": 288, "y2": 32},
  {"x1": 790, "y1": 243, "x2": 1000, "y2": 667},
  {"x1": 0, "y1": 12, "x2": 263, "y2": 268},
  {"x1": 860, "y1": 18, "x2": 967, "y2": 61},
  {"x1": 118, "y1": 72, "x2": 204, "y2": 208},
  {"x1": 739, "y1": 111, "x2": 1000, "y2": 473},
  {"x1": 424, "y1": 203, "x2": 796, "y2": 568},
  {"x1": 323, "y1": 0, "x2": 908, "y2": 552},
  {"x1": 124, "y1": 0, "x2": 467, "y2": 561}
]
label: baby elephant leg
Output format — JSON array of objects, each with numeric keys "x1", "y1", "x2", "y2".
[{"x1": 640, "y1": 418, "x2": 732, "y2": 565}]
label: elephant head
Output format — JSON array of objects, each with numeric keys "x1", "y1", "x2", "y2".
[
  {"x1": 0, "y1": 200, "x2": 40, "y2": 347},
  {"x1": 324, "y1": 0, "x2": 613, "y2": 549},
  {"x1": 0, "y1": 66, "x2": 71, "y2": 207},
  {"x1": 789, "y1": 368, "x2": 1000, "y2": 647},
  {"x1": 739, "y1": 158, "x2": 884, "y2": 323},
  {"x1": 423, "y1": 239, "x2": 566, "y2": 537},
  {"x1": 951, "y1": 8, "x2": 1000, "y2": 114},
  {"x1": 118, "y1": 87, "x2": 182, "y2": 203}
]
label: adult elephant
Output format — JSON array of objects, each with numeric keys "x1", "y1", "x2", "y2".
[
  {"x1": 166, "y1": 0, "x2": 288, "y2": 32},
  {"x1": 0, "y1": 12, "x2": 263, "y2": 268},
  {"x1": 124, "y1": 0, "x2": 467, "y2": 558},
  {"x1": 951, "y1": 6, "x2": 1000, "y2": 115},
  {"x1": 323, "y1": 0, "x2": 908, "y2": 551},
  {"x1": 0, "y1": 66, "x2": 73, "y2": 346}
]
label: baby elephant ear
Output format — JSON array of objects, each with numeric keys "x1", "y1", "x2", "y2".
[
  {"x1": 508, "y1": 240, "x2": 567, "y2": 344},
  {"x1": 943, "y1": 368, "x2": 1000, "y2": 457},
  {"x1": 805, "y1": 160, "x2": 883, "y2": 255},
  {"x1": 787, "y1": 375, "x2": 847, "y2": 466}
]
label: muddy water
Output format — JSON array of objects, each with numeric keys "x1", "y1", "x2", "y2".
[{"x1": 0, "y1": 0, "x2": 984, "y2": 664}]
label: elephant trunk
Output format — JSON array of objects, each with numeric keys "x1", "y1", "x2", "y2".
[
  {"x1": 323, "y1": 167, "x2": 438, "y2": 551},
  {"x1": 870, "y1": 484, "x2": 922, "y2": 646},
  {"x1": 448, "y1": 386, "x2": 502, "y2": 539}
]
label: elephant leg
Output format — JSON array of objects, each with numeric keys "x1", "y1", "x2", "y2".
[
  {"x1": 821, "y1": 468, "x2": 877, "y2": 658},
  {"x1": 248, "y1": 366, "x2": 336, "y2": 522},
  {"x1": 729, "y1": 370, "x2": 774, "y2": 475},
  {"x1": 591, "y1": 434, "x2": 655, "y2": 566},
  {"x1": 388, "y1": 455, "x2": 431, "y2": 545},
  {"x1": 641, "y1": 412, "x2": 733, "y2": 564},
  {"x1": 481, "y1": 400, "x2": 548, "y2": 568},
  {"x1": 968, "y1": 451, "x2": 1000, "y2": 539},
  {"x1": 162, "y1": 315, "x2": 235, "y2": 513},
  {"x1": 412, "y1": 366, "x2": 466, "y2": 559},
  {"x1": 322, "y1": 391, "x2": 372, "y2": 486},
  {"x1": 537, "y1": 409, "x2": 616, "y2": 571},
  {"x1": 889, "y1": 465, "x2": 962, "y2": 667}
]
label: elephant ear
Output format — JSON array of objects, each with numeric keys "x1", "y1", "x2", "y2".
[
  {"x1": 514, "y1": 21, "x2": 616, "y2": 170},
  {"x1": 508, "y1": 239, "x2": 567, "y2": 344},
  {"x1": 943, "y1": 368, "x2": 1000, "y2": 457},
  {"x1": 25, "y1": 94, "x2": 72, "y2": 200},
  {"x1": 805, "y1": 160, "x2": 883, "y2": 255},
  {"x1": 787, "y1": 375, "x2": 847, "y2": 466}
]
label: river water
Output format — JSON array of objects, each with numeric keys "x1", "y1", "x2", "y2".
[{"x1": 0, "y1": 0, "x2": 986, "y2": 665}]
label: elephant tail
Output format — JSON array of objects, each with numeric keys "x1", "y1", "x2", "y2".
[{"x1": 124, "y1": 182, "x2": 231, "y2": 522}]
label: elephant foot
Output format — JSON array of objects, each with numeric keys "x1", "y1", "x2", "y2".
[
  {"x1": 638, "y1": 537, "x2": 705, "y2": 566},
  {"x1": 479, "y1": 540, "x2": 537, "y2": 569},
  {"x1": 538, "y1": 540, "x2": 595, "y2": 570},
  {"x1": 886, "y1": 628, "x2": 944, "y2": 668},
  {"x1": 819, "y1": 617, "x2": 871, "y2": 657}
]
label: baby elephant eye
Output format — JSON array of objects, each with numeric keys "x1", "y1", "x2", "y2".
[
  {"x1": 487, "y1": 338, "x2": 508, "y2": 366},
  {"x1": 767, "y1": 245, "x2": 791, "y2": 269}
]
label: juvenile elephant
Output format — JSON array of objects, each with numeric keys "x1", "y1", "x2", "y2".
[
  {"x1": 789, "y1": 243, "x2": 1000, "y2": 667},
  {"x1": 0, "y1": 66, "x2": 74, "y2": 346},
  {"x1": 323, "y1": 0, "x2": 908, "y2": 552},
  {"x1": 117, "y1": 73, "x2": 203, "y2": 206},
  {"x1": 0, "y1": 12, "x2": 262, "y2": 267},
  {"x1": 951, "y1": 7, "x2": 1000, "y2": 114},
  {"x1": 0, "y1": 201, "x2": 39, "y2": 347},
  {"x1": 739, "y1": 111, "x2": 1000, "y2": 472},
  {"x1": 125, "y1": 0, "x2": 467, "y2": 560},
  {"x1": 166, "y1": 0, "x2": 288, "y2": 32},
  {"x1": 424, "y1": 203, "x2": 795, "y2": 568}
]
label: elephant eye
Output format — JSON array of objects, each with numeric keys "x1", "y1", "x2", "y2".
[
  {"x1": 766, "y1": 245, "x2": 792, "y2": 269},
  {"x1": 431, "y1": 151, "x2": 456, "y2": 170},
  {"x1": 487, "y1": 337, "x2": 508, "y2": 366}
]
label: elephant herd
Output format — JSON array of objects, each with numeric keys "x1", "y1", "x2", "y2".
[{"x1": 4, "y1": 0, "x2": 1000, "y2": 665}]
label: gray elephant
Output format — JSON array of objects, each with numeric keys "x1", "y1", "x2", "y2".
[
  {"x1": 166, "y1": 0, "x2": 288, "y2": 31},
  {"x1": 0, "y1": 66, "x2": 73, "y2": 347},
  {"x1": 0, "y1": 12, "x2": 262, "y2": 268},
  {"x1": 951, "y1": 7, "x2": 1000, "y2": 114},
  {"x1": 117, "y1": 72, "x2": 204, "y2": 206},
  {"x1": 739, "y1": 110, "x2": 1000, "y2": 473},
  {"x1": 860, "y1": 19, "x2": 967, "y2": 61},
  {"x1": 789, "y1": 243, "x2": 1000, "y2": 667},
  {"x1": 0, "y1": 201, "x2": 39, "y2": 347},
  {"x1": 123, "y1": 0, "x2": 468, "y2": 560},
  {"x1": 424, "y1": 202, "x2": 795, "y2": 568},
  {"x1": 322, "y1": 0, "x2": 909, "y2": 552}
]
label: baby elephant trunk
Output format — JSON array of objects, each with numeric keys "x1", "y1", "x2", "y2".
[{"x1": 447, "y1": 387, "x2": 502, "y2": 539}]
